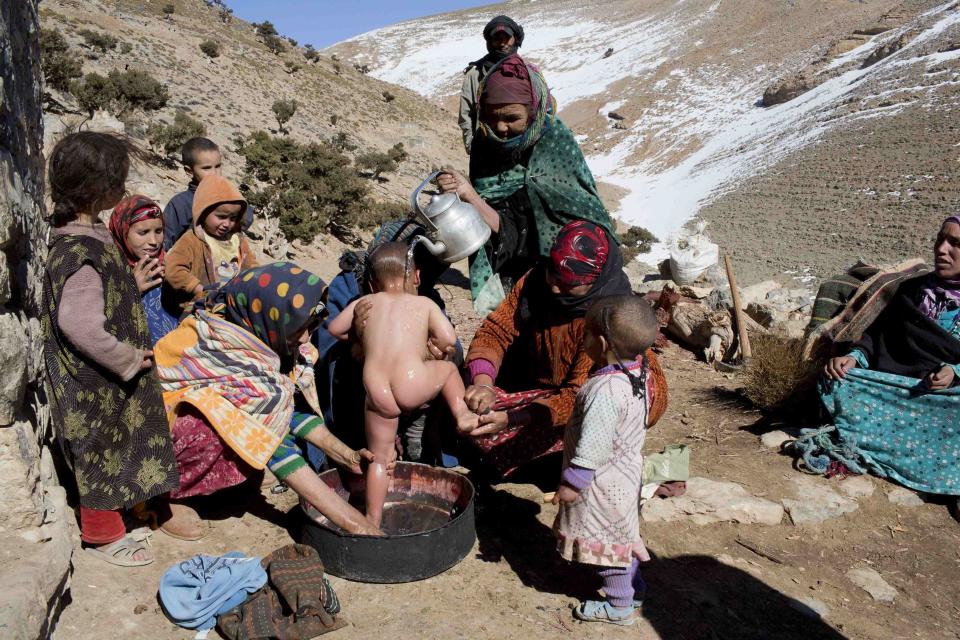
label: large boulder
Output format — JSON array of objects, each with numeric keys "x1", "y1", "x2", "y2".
[{"x1": 761, "y1": 73, "x2": 820, "y2": 107}]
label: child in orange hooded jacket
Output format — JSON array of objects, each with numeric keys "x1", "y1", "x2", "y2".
[{"x1": 164, "y1": 174, "x2": 257, "y2": 312}]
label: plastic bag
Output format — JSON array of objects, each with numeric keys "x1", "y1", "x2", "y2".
[{"x1": 668, "y1": 219, "x2": 719, "y2": 285}]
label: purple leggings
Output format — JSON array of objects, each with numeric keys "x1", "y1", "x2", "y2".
[{"x1": 598, "y1": 558, "x2": 646, "y2": 607}]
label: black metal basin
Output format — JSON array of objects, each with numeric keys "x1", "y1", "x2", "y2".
[{"x1": 300, "y1": 462, "x2": 475, "y2": 583}]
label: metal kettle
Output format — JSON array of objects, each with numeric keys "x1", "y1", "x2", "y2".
[{"x1": 409, "y1": 171, "x2": 491, "y2": 264}]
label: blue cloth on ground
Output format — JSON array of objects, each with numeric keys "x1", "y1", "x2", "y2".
[
  {"x1": 818, "y1": 368, "x2": 960, "y2": 494},
  {"x1": 159, "y1": 552, "x2": 267, "y2": 630}
]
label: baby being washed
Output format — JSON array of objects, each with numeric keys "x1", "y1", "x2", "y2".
[{"x1": 328, "y1": 242, "x2": 478, "y2": 527}]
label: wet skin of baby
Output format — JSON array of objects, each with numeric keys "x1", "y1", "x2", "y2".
[{"x1": 328, "y1": 276, "x2": 479, "y2": 527}]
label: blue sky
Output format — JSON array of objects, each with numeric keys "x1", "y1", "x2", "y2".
[{"x1": 226, "y1": 1, "x2": 493, "y2": 49}]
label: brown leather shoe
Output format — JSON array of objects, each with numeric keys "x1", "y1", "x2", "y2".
[{"x1": 159, "y1": 502, "x2": 206, "y2": 541}]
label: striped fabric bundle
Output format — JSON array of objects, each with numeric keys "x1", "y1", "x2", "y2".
[{"x1": 155, "y1": 311, "x2": 294, "y2": 469}]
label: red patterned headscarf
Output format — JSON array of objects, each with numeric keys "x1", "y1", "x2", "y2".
[
  {"x1": 109, "y1": 195, "x2": 165, "y2": 266},
  {"x1": 481, "y1": 53, "x2": 535, "y2": 108},
  {"x1": 548, "y1": 220, "x2": 610, "y2": 288}
]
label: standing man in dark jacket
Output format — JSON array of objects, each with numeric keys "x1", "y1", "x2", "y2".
[{"x1": 458, "y1": 15, "x2": 525, "y2": 154}]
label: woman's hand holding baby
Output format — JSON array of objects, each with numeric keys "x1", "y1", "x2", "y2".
[
  {"x1": 426, "y1": 337, "x2": 455, "y2": 361},
  {"x1": 132, "y1": 256, "x2": 163, "y2": 293},
  {"x1": 349, "y1": 447, "x2": 397, "y2": 476},
  {"x1": 352, "y1": 298, "x2": 374, "y2": 339}
]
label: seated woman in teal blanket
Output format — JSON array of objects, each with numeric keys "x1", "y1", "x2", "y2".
[{"x1": 822, "y1": 216, "x2": 960, "y2": 508}]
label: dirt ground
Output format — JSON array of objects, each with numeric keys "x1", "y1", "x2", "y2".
[{"x1": 54, "y1": 265, "x2": 960, "y2": 640}]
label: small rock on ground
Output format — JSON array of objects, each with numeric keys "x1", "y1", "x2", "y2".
[
  {"x1": 782, "y1": 476, "x2": 859, "y2": 524},
  {"x1": 846, "y1": 567, "x2": 898, "y2": 603},
  {"x1": 886, "y1": 486, "x2": 923, "y2": 507},
  {"x1": 839, "y1": 475, "x2": 875, "y2": 499},
  {"x1": 760, "y1": 430, "x2": 793, "y2": 449},
  {"x1": 642, "y1": 477, "x2": 784, "y2": 525}
]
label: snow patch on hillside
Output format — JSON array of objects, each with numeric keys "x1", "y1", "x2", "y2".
[
  {"x1": 341, "y1": 1, "x2": 960, "y2": 264},
  {"x1": 590, "y1": 1, "x2": 960, "y2": 262}
]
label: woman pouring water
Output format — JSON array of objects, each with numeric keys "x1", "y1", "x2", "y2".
[{"x1": 437, "y1": 53, "x2": 616, "y2": 316}]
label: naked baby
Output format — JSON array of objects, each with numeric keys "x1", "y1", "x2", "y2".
[{"x1": 328, "y1": 242, "x2": 478, "y2": 527}]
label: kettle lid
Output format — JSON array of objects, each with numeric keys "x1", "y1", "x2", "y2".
[{"x1": 423, "y1": 192, "x2": 459, "y2": 218}]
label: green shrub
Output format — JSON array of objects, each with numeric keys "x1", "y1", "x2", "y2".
[
  {"x1": 236, "y1": 131, "x2": 372, "y2": 243},
  {"x1": 108, "y1": 69, "x2": 169, "y2": 112},
  {"x1": 148, "y1": 111, "x2": 206, "y2": 155},
  {"x1": 218, "y1": 7, "x2": 233, "y2": 23},
  {"x1": 331, "y1": 132, "x2": 355, "y2": 152},
  {"x1": 330, "y1": 114, "x2": 338, "y2": 126},
  {"x1": 356, "y1": 151, "x2": 397, "y2": 180},
  {"x1": 78, "y1": 29, "x2": 118, "y2": 53},
  {"x1": 387, "y1": 142, "x2": 408, "y2": 163},
  {"x1": 287, "y1": 37, "x2": 298, "y2": 47},
  {"x1": 303, "y1": 45, "x2": 319, "y2": 62},
  {"x1": 263, "y1": 34, "x2": 285, "y2": 54},
  {"x1": 620, "y1": 225, "x2": 658, "y2": 262},
  {"x1": 382, "y1": 90, "x2": 395, "y2": 103},
  {"x1": 284, "y1": 60, "x2": 301, "y2": 74},
  {"x1": 120, "y1": 42, "x2": 133, "y2": 54},
  {"x1": 162, "y1": 4, "x2": 175, "y2": 17},
  {"x1": 40, "y1": 28, "x2": 83, "y2": 92},
  {"x1": 271, "y1": 99, "x2": 297, "y2": 133},
  {"x1": 199, "y1": 40, "x2": 220, "y2": 58},
  {"x1": 256, "y1": 21, "x2": 278, "y2": 38},
  {"x1": 71, "y1": 72, "x2": 116, "y2": 115},
  {"x1": 361, "y1": 200, "x2": 409, "y2": 229}
]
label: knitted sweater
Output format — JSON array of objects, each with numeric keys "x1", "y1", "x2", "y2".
[
  {"x1": 466, "y1": 272, "x2": 592, "y2": 429},
  {"x1": 55, "y1": 223, "x2": 143, "y2": 381}
]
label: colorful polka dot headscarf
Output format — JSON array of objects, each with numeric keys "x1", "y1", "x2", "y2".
[{"x1": 216, "y1": 262, "x2": 326, "y2": 355}]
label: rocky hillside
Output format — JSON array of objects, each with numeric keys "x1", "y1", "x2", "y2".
[
  {"x1": 39, "y1": 0, "x2": 465, "y2": 263},
  {"x1": 332, "y1": 0, "x2": 960, "y2": 282}
]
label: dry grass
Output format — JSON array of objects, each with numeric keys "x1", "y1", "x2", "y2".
[{"x1": 743, "y1": 333, "x2": 821, "y2": 415}]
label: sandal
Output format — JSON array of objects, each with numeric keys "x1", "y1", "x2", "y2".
[
  {"x1": 573, "y1": 600, "x2": 638, "y2": 626},
  {"x1": 85, "y1": 534, "x2": 154, "y2": 567}
]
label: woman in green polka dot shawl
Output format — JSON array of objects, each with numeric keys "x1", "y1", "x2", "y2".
[
  {"x1": 438, "y1": 53, "x2": 616, "y2": 316},
  {"x1": 155, "y1": 262, "x2": 387, "y2": 537}
]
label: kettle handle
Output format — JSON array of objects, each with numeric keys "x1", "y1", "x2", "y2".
[{"x1": 409, "y1": 171, "x2": 442, "y2": 235}]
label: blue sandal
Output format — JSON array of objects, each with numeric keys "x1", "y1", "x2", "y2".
[{"x1": 573, "y1": 600, "x2": 638, "y2": 626}]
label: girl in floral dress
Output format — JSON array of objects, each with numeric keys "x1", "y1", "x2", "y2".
[
  {"x1": 553, "y1": 294, "x2": 661, "y2": 625},
  {"x1": 42, "y1": 132, "x2": 178, "y2": 567}
]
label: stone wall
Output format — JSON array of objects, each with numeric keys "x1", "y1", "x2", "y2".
[{"x1": 0, "y1": 2, "x2": 74, "y2": 638}]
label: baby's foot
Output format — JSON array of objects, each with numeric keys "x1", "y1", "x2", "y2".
[{"x1": 455, "y1": 409, "x2": 480, "y2": 435}]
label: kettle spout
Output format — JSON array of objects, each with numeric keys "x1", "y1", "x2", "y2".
[{"x1": 417, "y1": 236, "x2": 447, "y2": 257}]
